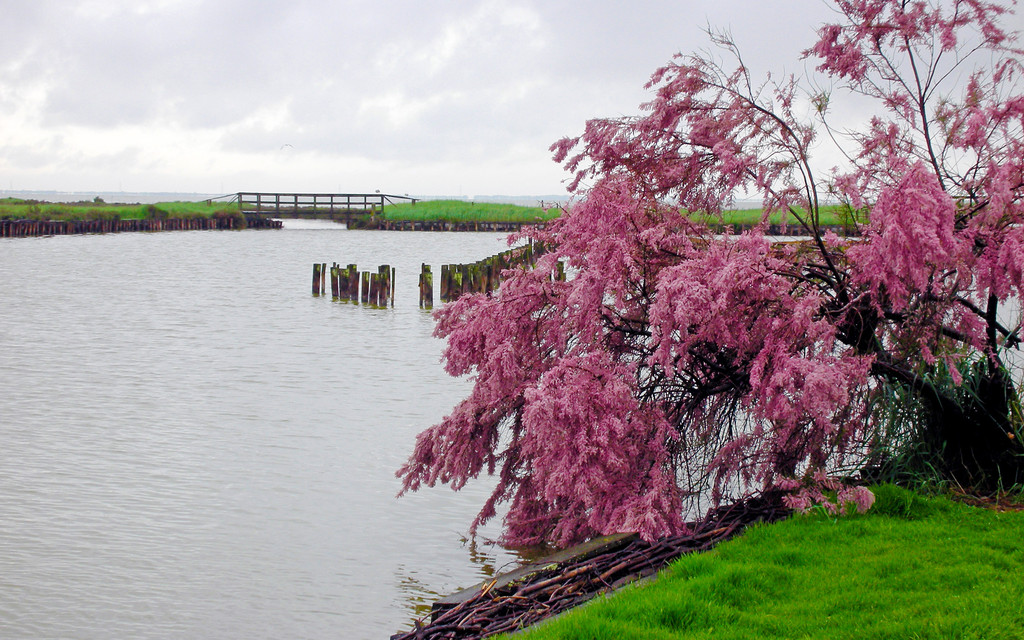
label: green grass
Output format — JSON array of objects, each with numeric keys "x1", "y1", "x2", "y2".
[
  {"x1": 379, "y1": 200, "x2": 856, "y2": 227},
  {"x1": 379, "y1": 200, "x2": 858, "y2": 228},
  {"x1": 511, "y1": 485, "x2": 1024, "y2": 640},
  {"x1": 697, "y1": 204, "x2": 855, "y2": 228},
  {"x1": 381, "y1": 200, "x2": 559, "y2": 224},
  {"x1": 0, "y1": 196, "x2": 860, "y2": 230},
  {"x1": 0, "y1": 198, "x2": 238, "y2": 221}
]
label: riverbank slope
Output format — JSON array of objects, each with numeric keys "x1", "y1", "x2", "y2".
[{"x1": 509, "y1": 485, "x2": 1024, "y2": 639}]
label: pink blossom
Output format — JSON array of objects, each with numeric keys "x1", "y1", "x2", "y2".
[
  {"x1": 848, "y1": 162, "x2": 963, "y2": 311},
  {"x1": 399, "y1": 0, "x2": 1024, "y2": 547}
]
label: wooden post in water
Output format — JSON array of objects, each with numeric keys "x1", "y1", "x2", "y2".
[
  {"x1": 488, "y1": 256, "x2": 500, "y2": 293},
  {"x1": 455, "y1": 266, "x2": 464, "y2": 300},
  {"x1": 473, "y1": 263, "x2": 484, "y2": 294},
  {"x1": 376, "y1": 265, "x2": 392, "y2": 307},
  {"x1": 347, "y1": 264, "x2": 359, "y2": 303},
  {"x1": 388, "y1": 265, "x2": 395, "y2": 306},
  {"x1": 369, "y1": 271, "x2": 379, "y2": 306},
  {"x1": 378, "y1": 270, "x2": 385, "y2": 306},
  {"x1": 312, "y1": 263, "x2": 323, "y2": 296},
  {"x1": 460, "y1": 264, "x2": 472, "y2": 298},
  {"x1": 439, "y1": 265, "x2": 447, "y2": 303},
  {"x1": 419, "y1": 264, "x2": 433, "y2": 309},
  {"x1": 337, "y1": 264, "x2": 349, "y2": 299},
  {"x1": 440, "y1": 265, "x2": 447, "y2": 303},
  {"x1": 330, "y1": 263, "x2": 340, "y2": 298},
  {"x1": 361, "y1": 271, "x2": 370, "y2": 304},
  {"x1": 376, "y1": 266, "x2": 390, "y2": 307}
]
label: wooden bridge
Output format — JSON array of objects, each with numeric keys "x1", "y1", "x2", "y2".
[{"x1": 235, "y1": 192, "x2": 417, "y2": 216}]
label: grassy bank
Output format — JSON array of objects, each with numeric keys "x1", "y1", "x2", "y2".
[
  {"x1": 381, "y1": 200, "x2": 559, "y2": 224},
  {"x1": 698, "y1": 204, "x2": 854, "y2": 228},
  {"x1": 380, "y1": 200, "x2": 855, "y2": 228},
  {"x1": 0, "y1": 197, "x2": 237, "y2": 221},
  {"x1": 1, "y1": 196, "x2": 857, "y2": 230},
  {"x1": 512, "y1": 485, "x2": 1024, "y2": 640}
]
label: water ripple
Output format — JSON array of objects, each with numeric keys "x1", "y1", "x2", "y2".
[{"x1": 0, "y1": 229, "x2": 520, "y2": 639}]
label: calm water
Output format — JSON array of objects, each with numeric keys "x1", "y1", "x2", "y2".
[{"x1": 0, "y1": 221, "x2": 525, "y2": 639}]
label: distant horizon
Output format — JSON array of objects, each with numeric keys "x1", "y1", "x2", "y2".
[
  {"x1": 0, "y1": 2, "x2": 871, "y2": 200},
  {"x1": 1, "y1": 189, "x2": 768, "y2": 209},
  {"x1": 0, "y1": 189, "x2": 573, "y2": 207}
]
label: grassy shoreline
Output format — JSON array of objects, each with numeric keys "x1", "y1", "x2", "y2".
[
  {"x1": 379, "y1": 200, "x2": 856, "y2": 229},
  {"x1": 0, "y1": 197, "x2": 237, "y2": 221},
  {"x1": 381, "y1": 199, "x2": 559, "y2": 224},
  {"x1": 709, "y1": 204, "x2": 854, "y2": 228},
  {"x1": 507, "y1": 485, "x2": 1024, "y2": 640},
  {"x1": 2, "y1": 196, "x2": 856, "y2": 230}
]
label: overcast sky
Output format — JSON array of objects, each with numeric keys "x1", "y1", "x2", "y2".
[{"x1": 1, "y1": 1, "x2": 1021, "y2": 197}]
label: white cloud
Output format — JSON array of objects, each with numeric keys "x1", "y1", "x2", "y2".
[
  {"x1": 2, "y1": 0, "x2": 1021, "y2": 195},
  {"x1": 356, "y1": 91, "x2": 452, "y2": 129}
]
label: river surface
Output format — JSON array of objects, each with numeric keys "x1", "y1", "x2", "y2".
[{"x1": 0, "y1": 221, "x2": 527, "y2": 639}]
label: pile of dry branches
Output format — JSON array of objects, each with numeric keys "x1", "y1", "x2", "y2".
[{"x1": 392, "y1": 493, "x2": 789, "y2": 640}]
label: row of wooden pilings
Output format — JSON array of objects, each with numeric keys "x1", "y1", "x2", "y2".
[
  {"x1": 435, "y1": 240, "x2": 561, "y2": 305},
  {"x1": 377, "y1": 220, "x2": 539, "y2": 232},
  {"x1": 0, "y1": 215, "x2": 282, "y2": 237},
  {"x1": 312, "y1": 263, "x2": 396, "y2": 307},
  {"x1": 315, "y1": 240, "x2": 559, "y2": 309}
]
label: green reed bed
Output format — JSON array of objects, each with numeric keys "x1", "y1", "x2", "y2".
[
  {"x1": 381, "y1": 200, "x2": 558, "y2": 224},
  {"x1": 1, "y1": 196, "x2": 860, "y2": 229},
  {"x1": 695, "y1": 204, "x2": 854, "y2": 228},
  {"x1": 0, "y1": 198, "x2": 237, "y2": 221},
  {"x1": 512, "y1": 485, "x2": 1024, "y2": 640},
  {"x1": 379, "y1": 200, "x2": 856, "y2": 228}
]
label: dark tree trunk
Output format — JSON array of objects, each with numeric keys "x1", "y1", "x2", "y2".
[
  {"x1": 873, "y1": 358, "x2": 1024, "y2": 491},
  {"x1": 930, "y1": 366, "x2": 1024, "y2": 490}
]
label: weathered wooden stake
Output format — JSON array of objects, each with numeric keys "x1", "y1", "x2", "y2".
[
  {"x1": 376, "y1": 264, "x2": 393, "y2": 307},
  {"x1": 439, "y1": 264, "x2": 449, "y2": 303},
  {"x1": 452, "y1": 268, "x2": 463, "y2": 301},
  {"x1": 312, "y1": 263, "x2": 322, "y2": 296},
  {"x1": 347, "y1": 264, "x2": 359, "y2": 302},
  {"x1": 337, "y1": 264, "x2": 349, "y2": 299},
  {"x1": 420, "y1": 264, "x2": 433, "y2": 309}
]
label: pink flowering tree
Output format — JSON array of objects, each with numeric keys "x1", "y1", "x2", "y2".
[{"x1": 399, "y1": 0, "x2": 1024, "y2": 547}]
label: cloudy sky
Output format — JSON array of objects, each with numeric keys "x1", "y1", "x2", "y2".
[{"x1": 1, "y1": 1, "x2": 1021, "y2": 198}]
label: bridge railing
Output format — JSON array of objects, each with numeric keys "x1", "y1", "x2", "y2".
[{"x1": 237, "y1": 192, "x2": 417, "y2": 215}]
